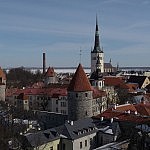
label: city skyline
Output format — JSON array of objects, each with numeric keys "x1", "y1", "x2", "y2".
[{"x1": 0, "y1": 0, "x2": 150, "y2": 68}]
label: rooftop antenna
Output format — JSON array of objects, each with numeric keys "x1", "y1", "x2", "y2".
[
  {"x1": 42, "y1": 49, "x2": 46, "y2": 75},
  {"x1": 79, "y1": 47, "x2": 82, "y2": 64}
]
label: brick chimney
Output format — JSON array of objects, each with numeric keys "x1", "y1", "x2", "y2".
[{"x1": 43, "y1": 52, "x2": 46, "y2": 75}]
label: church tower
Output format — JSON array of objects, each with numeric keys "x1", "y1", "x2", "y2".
[
  {"x1": 67, "y1": 64, "x2": 93, "y2": 121},
  {"x1": 91, "y1": 16, "x2": 104, "y2": 74}
]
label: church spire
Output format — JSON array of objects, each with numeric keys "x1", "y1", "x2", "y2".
[{"x1": 93, "y1": 15, "x2": 102, "y2": 52}]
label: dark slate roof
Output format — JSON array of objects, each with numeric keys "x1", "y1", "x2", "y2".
[
  {"x1": 104, "y1": 63, "x2": 113, "y2": 68},
  {"x1": 20, "y1": 117, "x2": 120, "y2": 147},
  {"x1": 53, "y1": 117, "x2": 97, "y2": 140},
  {"x1": 67, "y1": 64, "x2": 92, "y2": 92},
  {"x1": 127, "y1": 76, "x2": 147, "y2": 88},
  {"x1": 90, "y1": 70, "x2": 103, "y2": 80},
  {"x1": 21, "y1": 129, "x2": 60, "y2": 148}
]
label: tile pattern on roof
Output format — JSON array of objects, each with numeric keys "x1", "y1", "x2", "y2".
[
  {"x1": 67, "y1": 64, "x2": 92, "y2": 92},
  {"x1": 94, "y1": 103, "x2": 150, "y2": 123},
  {"x1": 104, "y1": 76, "x2": 128, "y2": 89}
]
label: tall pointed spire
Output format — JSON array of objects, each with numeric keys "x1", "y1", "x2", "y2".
[{"x1": 93, "y1": 15, "x2": 102, "y2": 52}]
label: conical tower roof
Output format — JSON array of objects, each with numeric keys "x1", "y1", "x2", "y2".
[{"x1": 68, "y1": 64, "x2": 92, "y2": 92}]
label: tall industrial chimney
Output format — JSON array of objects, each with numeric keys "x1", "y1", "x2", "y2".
[{"x1": 43, "y1": 52, "x2": 46, "y2": 75}]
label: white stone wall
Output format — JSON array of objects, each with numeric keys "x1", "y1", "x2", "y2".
[{"x1": 73, "y1": 132, "x2": 97, "y2": 150}]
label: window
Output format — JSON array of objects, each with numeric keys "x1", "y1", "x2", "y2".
[
  {"x1": 90, "y1": 138, "x2": 92, "y2": 144},
  {"x1": 85, "y1": 140, "x2": 87, "y2": 147},
  {"x1": 56, "y1": 100, "x2": 58, "y2": 104},
  {"x1": 61, "y1": 110, "x2": 66, "y2": 114},
  {"x1": 57, "y1": 144, "x2": 59, "y2": 150},
  {"x1": 56, "y1": 107, "x2": 58, "y2": 112},
  {"x1": 62, "y1": 143, "x2": 65, "y2": 150},
  {"x1": 80, "y1": 142, "x2": 82, "y2": 149},
  {"x1": 85, "y1": 93, "x2": 88, "y2": 97},
  {"x1": 50, "y1": 146, "x2": 53, "y2": 150},
  {"x1": 76, "y1": 93, "x2": 78, "y2": 98},
  {"x1": 61, "y1": 102, "x2": 66, "y2": 107}
]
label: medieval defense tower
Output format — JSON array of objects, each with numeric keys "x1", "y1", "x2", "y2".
[
  {"x1": 67, "y1": 64, "x2": 93, "y2": 121},
  {"x1": 91, "y1": 16, "x2": 104, "y2": 74}
]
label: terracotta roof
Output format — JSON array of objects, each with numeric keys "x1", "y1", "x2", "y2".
[
  {"x1": 115, "y1": 104, "x2": 137, "y2": 112},
  {"x1": 45, "y1": 67, "x2": 55, "y2": 77},
  {"x1": 126, "y1": 83, "x2": 139, "y2": 93},
  {"x1": 92, "y1": 87, "x2": 106, "y2": 98},
  {"x1": 94, "y1": 107, "x2": 150, "y2": 123},
  {"x1": 104, "y1": 76, "x2": 128, "y2": 89},
  {"x1": 9, "y1": 86, "x2": 68, "y2": 97},
  {"x1": 67, "y1": 64, "x2": 92, "y2": 92},
  {"x1": 0, "y1": 67, "x2": 6, "y2": 80},
  {"x1": 135, "y1": 103, "x2": 150, "y2": 116}
]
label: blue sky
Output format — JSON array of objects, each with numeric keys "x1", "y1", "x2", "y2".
[{"x1": 0, "y1": 0, "x2": 150, "y2": 68}]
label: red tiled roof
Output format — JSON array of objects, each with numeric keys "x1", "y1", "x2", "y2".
[
  {"x1": 104, "y1": 76, "x2": 128, "y2": 89},
  {"x1": 67, "y1": 64, "x2": 92, "y2": 92},
  {"x1": 94, "y1": 108, "x2": 150, "y2": 123},
  {"x1": 135, "y1": 103, "x2": 150, "y2": 116},
  {"x1": 6, "y1": 85, "x2": 68, "y2": 98},
  {"x1": 126, "y1": 83, "x2": 139, "y2": 93},
  {"x1": 94, "y1": 102, "x2": 150, "y2": 123},
  {"x1": 115, "y1": 104, "x2": 137, "y2": 112},
  {"x1": 0, "y1": 67, "x2": 6, "y2": 80},
  {"x1": 45, "y1": 67, "x2": 55, "y2": 77},
  {"x1": 92, "y1": 87, "x2": 106, "y2": 98}
]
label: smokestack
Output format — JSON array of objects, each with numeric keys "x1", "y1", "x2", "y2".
[{"x1": 43, "y1": 52, "x2": 46, "y2": 75}]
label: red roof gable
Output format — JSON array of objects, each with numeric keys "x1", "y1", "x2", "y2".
[
  {"x1": 67, "y1": 64, "x2": 92, "y2": 92},
  {"x1": 126, "y1": 83, "x2": 139, "y2": 93},
  {"x1": 45, "y1": 67, "x2": 55, "y2": 77},
  {"x1": 0, "y1": 67, "x2": 6, "y2": 80}
]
